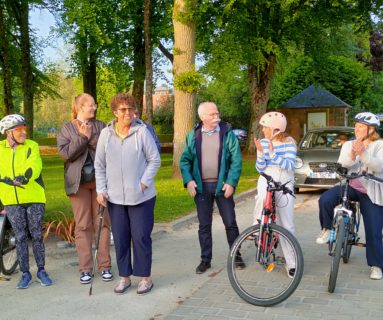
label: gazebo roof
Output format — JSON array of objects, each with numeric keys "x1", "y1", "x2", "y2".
[{"x1": 281, "y1": 84, "x2": 351, "y2": 109}]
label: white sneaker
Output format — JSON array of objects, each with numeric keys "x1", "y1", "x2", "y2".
[
  {"x1": 370, "y1": 266, "x2": 382, "y2": 280},
  {"x1": 316, "y1": 229, "x2": 331, "y2": 244}
]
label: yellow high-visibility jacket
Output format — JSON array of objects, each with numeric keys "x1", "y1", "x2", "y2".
[{"x1": 0, "y1": 139, "x2": 46, "y2": 205}]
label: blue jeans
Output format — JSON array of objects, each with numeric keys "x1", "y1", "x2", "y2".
[
  {"x1": 194, "y1": 182, "x2": 240, "y2": 262},
  {"x1": 319, "y1": 185, "x2": 383, "y2": 268},
  {"x1": 107, "y1": 197, "x2": 155, "y2": 277}
]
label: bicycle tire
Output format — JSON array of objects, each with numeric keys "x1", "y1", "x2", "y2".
[
  {"x1": 0, "y1": 217, "x2": 18, "y2": 275},
  {"x1": 328, "y1": 218, "x2": 345, "y2": 293},
  {"x1": 227, "y1": 224, "x2": 304, "y2": 307},
  {"x1": 342, "y1": 218, "x2": 354, "y2": 264}
]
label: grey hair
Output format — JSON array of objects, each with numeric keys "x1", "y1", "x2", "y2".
[{"x1": 197, "y1": 102, "x2": 218, "y2": 118}]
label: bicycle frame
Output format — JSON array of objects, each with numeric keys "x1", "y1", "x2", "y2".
[{"x1": 256, "y1": 175, "x2": 288, "y2": 269}]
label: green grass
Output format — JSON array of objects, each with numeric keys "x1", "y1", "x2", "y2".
[{"x1": 42, "y1": 154, "x2": 258, "y2": 223}]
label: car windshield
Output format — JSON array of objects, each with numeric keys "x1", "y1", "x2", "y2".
[{"x1": 301, "y1": 130, "x2": 354, "y2": 149}]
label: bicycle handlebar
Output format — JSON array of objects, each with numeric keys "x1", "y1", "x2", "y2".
[
  {"x1": 336, "y1": 165, "x2": 383, "y2": 183},
  {"x1": 260, "y1": 172, "x2": 295, "y2": 197}
]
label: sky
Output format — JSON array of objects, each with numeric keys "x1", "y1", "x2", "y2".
[{"x1": 29, "y1": 8, "x2": 66, "y2": 64}]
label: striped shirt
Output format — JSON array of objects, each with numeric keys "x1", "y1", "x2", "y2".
[{"x1": 256, "y1": 138, "x2": 297, "y2": 173}]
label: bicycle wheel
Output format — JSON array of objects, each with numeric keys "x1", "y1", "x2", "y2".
[
  {"x1": 0, "y1": 216, "x2": 18, "y2": 275},
  {"x1": 343, "y1": 204, "x2": 359, "y2": 264},
  {"x1": 328, "y1": 217, "x2": 345, "y2": 293},
  {"x1": 227, "y1": 224, "x2": 304, "y2": 307}
]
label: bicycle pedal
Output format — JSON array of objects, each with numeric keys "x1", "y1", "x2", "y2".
[
  {"x1": 266, "y1": 263, "x2": 275, "y2": 272},
  {"x1": 0, "y1": 275, "x2": 11, "y2": 281},
  {"x1": 356, "y1": 243, "x2": 366, "y2": 247}
]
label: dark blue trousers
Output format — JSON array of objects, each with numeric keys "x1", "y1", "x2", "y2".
[
  {"x1": 107, "y1": 197, "x2": 155, "y2": 277},
  {"x1": 194, "y1": 182, "x2": 240, "y2": 262},
  {"x1": 319, "y1": 185, "x2": 383, "y2": 268}
]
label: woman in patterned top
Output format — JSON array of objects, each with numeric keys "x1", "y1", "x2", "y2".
[{"x1": 253, "y1": 111, "x2": 297, "y2": 278}]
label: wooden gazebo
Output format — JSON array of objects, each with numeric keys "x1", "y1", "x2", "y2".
[{"x1": 278, "y1": 84, "x2": 352, "y2": 143}]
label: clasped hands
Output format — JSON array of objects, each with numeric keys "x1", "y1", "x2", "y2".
[{"x1": 351, "y1": 139, "x2": 366, "y2": 160}]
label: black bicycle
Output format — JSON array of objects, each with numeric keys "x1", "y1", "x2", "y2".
[
  {"x1": 227, "y1": 172, "x2": 304, "y2": 307},
  {"x1": 328, "y1": 167, "x2": 383, "y2": 293},
  {"x1": 0, "y1": 177, "x2": 24, "y2": 276}
]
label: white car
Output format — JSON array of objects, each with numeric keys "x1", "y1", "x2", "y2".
[{"x1": 294, "y1": 127, "x2": 355, "y2": 192}]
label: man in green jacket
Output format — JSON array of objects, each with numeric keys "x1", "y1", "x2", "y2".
[
  {"x1": 0, "y1": 114, "x2": 52, "y2": 289},
  {"x1": 180, "y1": 102, "x2": 245, "y2": 274}
]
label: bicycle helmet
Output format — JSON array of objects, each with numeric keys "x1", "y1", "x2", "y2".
[
  {"x1": 0, "y1": 114, "x2": 26, "y2": 134},
  {"x1": 354, "y1": 112, "x2": 380, "y2": 127},
  {"x1": 259, "y1": 112, "x2": 287, "y2": 133}
]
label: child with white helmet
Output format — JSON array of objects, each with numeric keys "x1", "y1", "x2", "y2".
[
  {"x1": 253, "y1": 111, "x2": 297, "y2": 278},
  {"x1": 0, "y1": 114, "x2": 53, "y2": 289},
  {"x1": 317, "y1": 111, "x2": 383, "y2": 280}
]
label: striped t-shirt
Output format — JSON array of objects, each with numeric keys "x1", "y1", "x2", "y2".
[{"x1": 256, "y1": 138, "x2": 297, "y2": 173}]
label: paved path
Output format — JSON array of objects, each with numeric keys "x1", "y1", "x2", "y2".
[
  {"x1": 166, "y1": 191, "x2": 383, "y2": 320},
  {"x1": 0, "y1": 190, "x2": 382, "y2": 320}
]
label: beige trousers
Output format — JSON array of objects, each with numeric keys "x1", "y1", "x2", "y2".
[{"x1": 69, "y1": 181, "x2": 111, "y2": 273}]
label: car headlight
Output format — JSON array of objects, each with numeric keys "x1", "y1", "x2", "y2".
[{"x1": 294, "y1": 156, "x2": 303, "y2": 169}]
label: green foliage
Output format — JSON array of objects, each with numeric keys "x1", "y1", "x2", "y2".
[
  {"x1": 174, "y1": 69, "x2": 204, "y2": 93},
  {"x1": 153, "y1": 104, "x2": 174, "y2": 134},
  {"x1": 269, "y1": 54, "x2": 371, "y2": 109},
  {"x1": 198, "y1": 59, "x2": 250, "y2": 129}
]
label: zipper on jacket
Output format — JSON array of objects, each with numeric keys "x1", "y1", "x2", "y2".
[
  {"x1": 120, "y1": 139, "x2": 126, "y2": 203},
  {"x1": 12, "y1": 148, "x2": 20, "y2": 204}
]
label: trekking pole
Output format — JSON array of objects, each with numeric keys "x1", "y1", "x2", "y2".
[{"x1": 89, "y1": 205, "x2": 105, "y2": 296}]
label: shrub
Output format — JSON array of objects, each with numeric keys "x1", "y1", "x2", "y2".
[{"x1": 43, "y1": 210, "x2": 75, "y2": 244}]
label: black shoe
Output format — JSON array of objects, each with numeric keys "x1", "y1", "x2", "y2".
[
  {"x1": 235, "y1": 255, "x2": 246, "y2": 269},
  {"x1": 196, "y1": 261, "x2": 211, "y2": 274}
]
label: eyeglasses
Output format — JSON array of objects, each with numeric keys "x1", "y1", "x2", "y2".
[
  {"x1": 82, "y1": 103, "x2": 97, "y2": 109},
  {"x1": 206, "y1": 112, "x2": 220, "y2": 117},
  {"x1": 117, "y1": 107, "x2": 135, "y2": 113}
]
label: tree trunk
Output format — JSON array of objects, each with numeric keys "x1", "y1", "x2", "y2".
[
  {"x1": 80, "y1": 32, "x2": 97, "y2": 102},
  {"x1": 0, "y1": 1, "x2": 14, "y2": 114},
  {"x1": 172, "y1": 0, "x2": 196, "y2": 178},
  {"x1": 16, "y1": 0, "x2": 33, "y2": 137},
  {"x1": 246, "y1": 56, "x2": 276, "y2": 154},
  {"x1": 132, "y1": 8, "x2": 145, "y2": 115},
  {"x1": 144, "y1": 0, "x2": 153, "y2": 124}
]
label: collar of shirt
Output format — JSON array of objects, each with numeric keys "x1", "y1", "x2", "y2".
[{"x1": 202, "y1": 125, "x2": 220, "y2": 136}]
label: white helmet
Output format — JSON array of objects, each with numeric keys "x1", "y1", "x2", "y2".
[
  {"x1": 259, "y1": 112, "x2": 287, "y2": 133},
  {"x1": 0, "y1": 114, "x2": 26, "y2": 134},
  {"x1": 354, "y1": 112, "x2": 380, "y2": 127}
]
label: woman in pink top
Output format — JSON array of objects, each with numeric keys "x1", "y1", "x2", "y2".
[{"x1": 316, "y1": 112, "x2": 383, "y2": 281}]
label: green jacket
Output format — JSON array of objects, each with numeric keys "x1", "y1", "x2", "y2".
[
  {"x1": 0, "y1": 139, "x2": 46, "y2": 205},
  {"x1": 180, "y1": 121, "x2": 242, "y2": 195}
]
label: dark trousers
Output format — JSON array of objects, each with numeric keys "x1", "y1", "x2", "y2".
[
  {"x1": 6, "y1": 204, "x2": 45, "y2": 273},
  {"x1": 194, "y1": 182, "x2": 240, "y2": 262},
  {"x1": 319, "y1": 185, "x2": 383, "y2": 268},
  {"x1": 107, "y1": 197, "x2": 155, "y2": 277}
]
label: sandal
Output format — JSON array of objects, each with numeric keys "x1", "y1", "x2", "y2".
[
  {"x1": 137, "y1": 280, "x2": 153, "y2": 295},
  {"x1": 114, "y1": 279, "x2": 131, "y2": 294}
]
